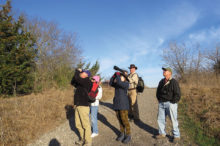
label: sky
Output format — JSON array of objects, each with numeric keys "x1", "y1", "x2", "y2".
[{"x1": 5, "y1": 0, "x2": 220, "y2": 87}]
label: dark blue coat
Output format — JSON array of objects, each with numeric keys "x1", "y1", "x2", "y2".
[{"x1": 109, "y1": 75, "x2": 129, "y2": 110}]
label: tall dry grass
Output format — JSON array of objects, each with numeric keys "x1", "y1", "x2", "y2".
[
  {"x1": 180, "y1": 73, "x2": 220, "y2": 140},
  {"x1": 0, "y1": 87, "x2": 73, "y2": 145},
  {"x1": 0, "y1": 85, "x2": 114, "y2": 145}
]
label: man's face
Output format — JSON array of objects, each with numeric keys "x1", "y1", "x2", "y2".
[
  {"x1": 80, "y1": 72, "x2": 88, "y2": 78},
  {"x1": 163, "y1": 70, "x2": 171, "y2": 78},
  {"x1": 130, "y1": 67, "x2": 135, "y2": 73}
]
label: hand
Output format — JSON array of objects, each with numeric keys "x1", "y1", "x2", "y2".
[
  {"x1": 124, "y1": 72, "x2": 128, "y2": 75},
  {"x1": 77, "y1": 68, "x2": 82, "y2": 72},
  {"x1": 115, "y1": 72, "x2": 120, "y2": 76}
]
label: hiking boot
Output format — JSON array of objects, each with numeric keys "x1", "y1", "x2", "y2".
[
  {"x1": 116, "y1": 132, "x2": 125, "y2": 141},
  {"x1": 173, "y1": 137, "x2": 180, "y2": 143},
  {"x1": 129, "y1": 118, "x2": 134, "y2": 122},
  {"x1": 75, "y1": 140, "x2": 84, "y2": 145},
  {"x1": 122, "y1": 135, "x2": 131, "y2": 144},
  {"x1": 155, "y1": 134, "x2": 166, "y2": 139}
]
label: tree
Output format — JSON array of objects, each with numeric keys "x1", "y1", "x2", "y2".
[
  {"x1": 76, "y1": 60, "x2": 100, "y2": 77},
  {"x1": 0, "y1": 1, "x2": 37, "y2": 95},
  {"x1": 207, "y1": 47, "x2": 220, "y2": 74},
  {"x1": 162, "y1": 42, "x2": 190, "y2": 80},
  {"x1": 23, "y1": 17, "x2": 82, "y2": 89}
]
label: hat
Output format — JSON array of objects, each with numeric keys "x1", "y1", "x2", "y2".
[
  {"x1": 82, "y1": 69, "x2": 91, "y2": 77},
  {"x1": 92, "y1": 76, "x2": 100, "y2": 83},
  {"x1": 162, "y1": 67, "x2": 172, "y2": 73},
  {"x1": 128, "y1": 64, "x2": 137, "y2": 69}
]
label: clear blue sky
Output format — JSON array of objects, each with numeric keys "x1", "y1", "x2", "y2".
[{"x1": 8, "y1": 0, "x2": 220, "y2": 87}]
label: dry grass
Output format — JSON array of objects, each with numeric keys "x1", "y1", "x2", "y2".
[
  {"x1": 180, "y1": 75, "x2": 220, "y2": 140},
  {"x1": 0, "y1": 87, "x2": 73, "y2": 145},
  {"x1": 0, "y1": 85, "x2": 114, "y2": 146}
]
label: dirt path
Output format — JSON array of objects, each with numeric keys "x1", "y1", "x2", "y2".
[{"x1": 28, "y1": 88, "x2": 191, "y2": 146}]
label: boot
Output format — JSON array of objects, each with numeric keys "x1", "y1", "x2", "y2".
[
  {"x1": 116, "y1": 132, "x2": 125, "y2": 141},
  {"x1": 122, "y1": 135, "x2": 131, "y2": 144}
]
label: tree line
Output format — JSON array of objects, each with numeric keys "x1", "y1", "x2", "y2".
[
  {"x1": 0, "y1": 1, "x2": 100, "y2": 96},
  {"x1": 162, "y1": 42, "x2": 220, "y2": 86}
]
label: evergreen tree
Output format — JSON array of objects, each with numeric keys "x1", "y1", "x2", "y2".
[
  {"x1": 89, "y1": 60, "x2": 100, "y2": 76},
  {"x1": 0, "y1": 1, "x2": 37, "y2": 95},
  {"x1": 76, "y1": 60, "x2": 100, "y2": 77}
]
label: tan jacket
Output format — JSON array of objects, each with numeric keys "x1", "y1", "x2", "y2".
[{"x1": 128, "y1": 73, "x2": 138, "y2": 89}]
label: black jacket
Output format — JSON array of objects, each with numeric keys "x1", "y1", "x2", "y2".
[
  {"x1": 109, "y1": 74, "x2": 129, "y2": 110},
  {"x1": 71, "y1": 69, "x2": 92, "y2": 106},
  {"x1": 156, "y1": 78, "x2": 181, "y2": 103}
]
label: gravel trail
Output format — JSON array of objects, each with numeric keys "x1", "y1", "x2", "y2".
[{"x1": 28, "y1": 88, "x2": 190, "y2": 146}]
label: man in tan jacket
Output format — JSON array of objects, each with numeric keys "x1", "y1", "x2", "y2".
[{"x1": 127, "y1": 64, "x2": 140, "y2": 122}]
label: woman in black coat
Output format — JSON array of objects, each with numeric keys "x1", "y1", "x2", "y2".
[{"x1": 109, "y1": 72, "x2": 131, "y2": 144}]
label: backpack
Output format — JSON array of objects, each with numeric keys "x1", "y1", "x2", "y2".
[
  {"x1": 88, "y1": 82, "x2": 99, "y2": 102},
  {"x1": 136, "y1": 76, "x2": 145, "y2": 93}
]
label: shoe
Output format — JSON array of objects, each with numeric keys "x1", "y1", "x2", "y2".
[
  {"x1": 91, "y1": 133, "x2": 98, "y2": 138},
  {"x1": 75, "y1": 140, "x2": 84, "y2": 145},
  {"x1": 116, "y1": 133, "x2": 125, "y2": 141},
  {"x1": 122, "y1": 135, "x2": 131, "y2": 144},
  {"x1": 155, "y1": 134, "x2": 166, "y2": 139},
  {"x1": 129, "y1": 118, "x2": 134, "y2": 122},
  {"x1": 173, "y1": 137, "x2": 180, "y2": 143}
]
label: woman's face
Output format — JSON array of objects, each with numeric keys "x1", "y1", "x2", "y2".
[{"x1": 120, "y1": 75, "x2": 125, "y2": 82}]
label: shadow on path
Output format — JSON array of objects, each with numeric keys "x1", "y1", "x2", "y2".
[
  {"x1": 64, "y1": 105, "x2": 80, "y2": 139},
  {"x1": 98, "y1": 113, "x2": 120, "y2": 136},
  {"x1": 99, "y1": 101, "x2": 114, "y2": 110},
  {"x1": 48, "y1": 138, "x2": 60, "y2": 146},
  {"x1": 134, "y1": 120, "x2": 158, "y2": 136}
]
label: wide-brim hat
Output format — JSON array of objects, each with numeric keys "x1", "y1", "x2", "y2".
[{"x1": 128, "y1": 64, "x2": 137, "y2": 69}]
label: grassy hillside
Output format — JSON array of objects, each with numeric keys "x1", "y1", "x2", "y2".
[{"x1": 179, "y1": 82, "x2": 220, "y2": 145}]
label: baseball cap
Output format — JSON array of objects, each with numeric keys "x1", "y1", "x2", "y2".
[
  {"x1": 82, "y1": 69, "x2": 91, "y2": 77},
  {"x1": 92, "y1": 76, "x2": 100, "y2": 82},
  {"x1": 162, "y1": 67, "x2": 172, "y2": 74}
]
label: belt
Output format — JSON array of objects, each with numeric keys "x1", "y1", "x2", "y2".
[{"x1": 128, "y1": 88, "x2": 136, "y2": 90}]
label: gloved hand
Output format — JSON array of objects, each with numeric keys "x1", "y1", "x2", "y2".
[{"x1": 115, "y1": 72, "x2": 121, "y2": 76}]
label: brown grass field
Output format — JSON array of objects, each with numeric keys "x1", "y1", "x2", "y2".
[
  {"x1": 0, "y1": 85, "x2": 114, "y2": 145},
  {"x1": 180, "y1": 76, "x2": 220, "y2": 140}
]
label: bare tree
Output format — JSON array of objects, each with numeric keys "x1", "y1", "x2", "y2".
[
  {"x1": 23, "y1": 16, "x2": 82, "y2": 89},
  {"x1": 162, "y1": 42, "x2": 190, "y2": 80},
  {"x1": 206, "y1": 46, "x2": 220, "y2": 75},
  {"x1": 162, "y1": 42, "x2": 205, "y2": 81}
]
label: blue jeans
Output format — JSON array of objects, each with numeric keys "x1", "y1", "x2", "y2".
[
  {"x1": 90, "y1": 106, "x2": 99, "y2": 134},
  {"x1": 157, "y1": 101, "x2": 180, "y2": 138}
]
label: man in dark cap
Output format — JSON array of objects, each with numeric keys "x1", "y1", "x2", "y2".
[
  {"x1": 71, "y1": 69, "x2": 93, "y2": 146},
  {"x1": 156, "y1": 67, "x2": 181, "y2": 143},
  {"x1": 127, "y1": 64, "x2": 140, "y2": 122}
]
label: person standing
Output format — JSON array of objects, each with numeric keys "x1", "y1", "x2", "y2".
[
  {"x1": 156, "y1": 67, "x2": 181, "y2": 143},
  {"x1": 71, "y1": 69, "x2": 93, "y2": 146},
  {"x1": 127, "y1": 64, "x2": 140, "y2": 122},
  {"x1": 90, "y1": 75, "x2": 102, "y2": 138},
  {"x1": 109, "y1": 72, "x2": 131, "y2": 144}
]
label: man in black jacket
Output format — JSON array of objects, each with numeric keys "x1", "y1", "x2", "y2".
[
  {"x1": 156, "y1": 67, "x2": 181, "y2": 143},
  {"x1": 71, "y1": 69, "x2": 92, "y2": 146}
]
